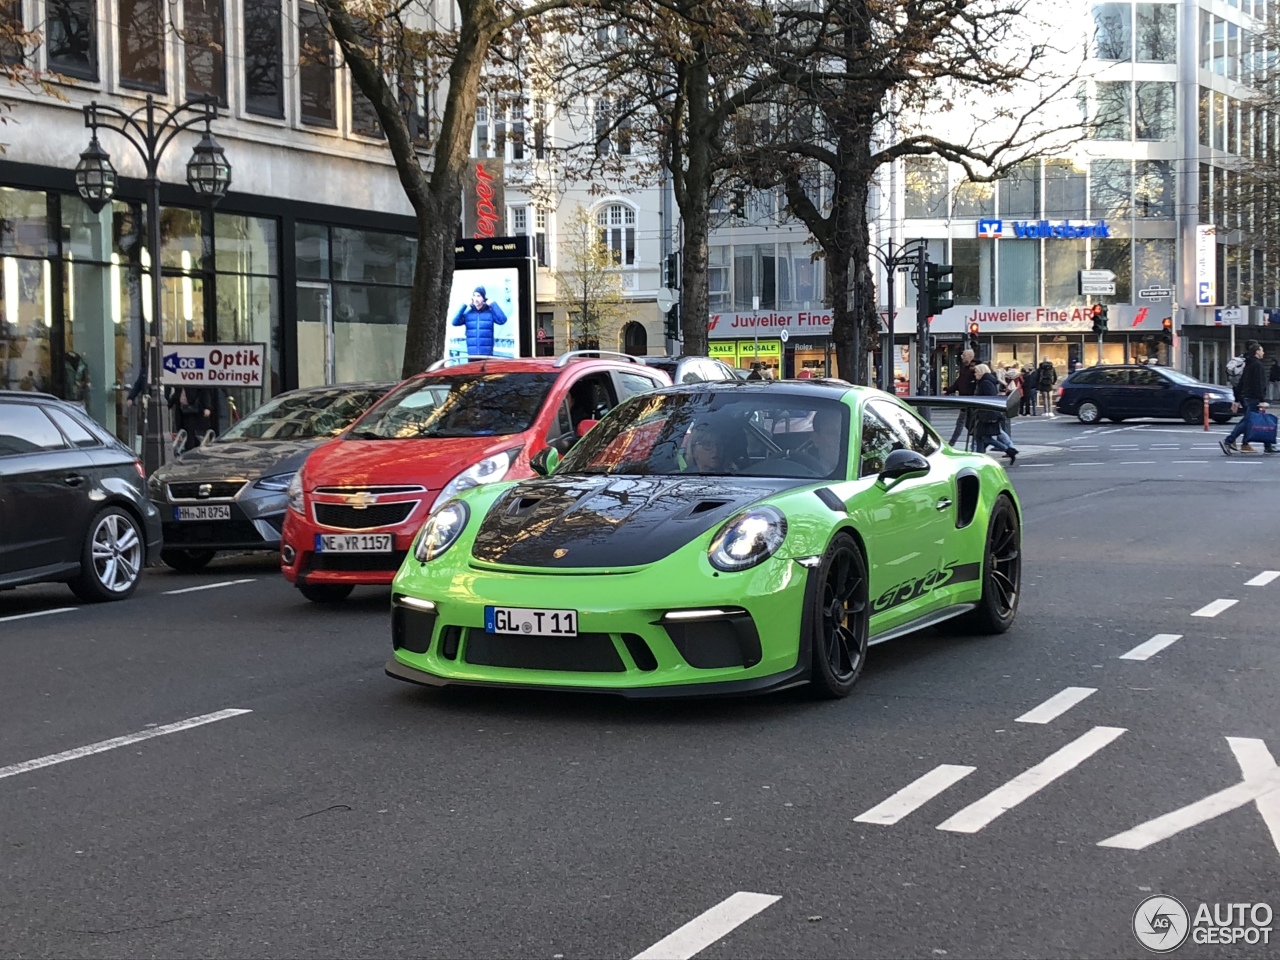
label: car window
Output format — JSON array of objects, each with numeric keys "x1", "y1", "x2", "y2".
[
  {"x1": 615, "y1": 370, "x2": 662, "y2": 401},
  {"x1": 869, "y1": 398, "x2": 940, "y2": 456},
  {"x1": 220, "y1": 386, "x2": 390, "y2": 441},
  {"x1": 350, "y1": 373, "x2": 558, "y2": 439},
  {"x1": 0, "y1": 403, "x2": 70, "y2": 456},
  {"x1": 566, "y1": 373, "x2": 618, "y2": 422},
  {"x1": 644, "y1": 360, "x2": 677, "y2": 377},
  {"x1": 1100, "y1": 369, "x2": 1131, "y2": 385},
  {"x1": 1071, "y1": 369, "x2": 1102, "y2": 385},
  {"x1": 1131, "y1": 368, "x2": 1165, "y2": 386},
  {"x1": 859, "y1": 405, "x2": 901, "y2": 478},
  {"x1": 679, "y1": 362, "x2": 704, "y2": 384},
  {"x1": 45, "y1": 407, "x2": 102, "y2": 447}
]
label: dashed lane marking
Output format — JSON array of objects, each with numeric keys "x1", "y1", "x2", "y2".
[
  {"x1": 0, "y1": 607, "x2": 75, "y2": 624},
  {"x1": 1119, "y1": 634, "x2": 1183, "y2": 661},
  {"x1": 1246, "y1": 571, "x2": 1280, "y2": 587},
  {"x1": 631, "y1": 892, "x2": 781, "y2": 960},
  {"x1": 854, "y1": 765, "x2": 976, "y2": 825},
  {"x1": 1191, "y1": 599, "x2": 1238, "y2": 618},
  {"x1": 1015, "y1": 687, "x2": 1097, "y2": 724},
  {"x1": 162, "y1": 578, "x2": 257, "y2": 596},
  {"x1": 936, "y1": 726, "x2": 1127, "y2": 834},
  {"x1": 0, "y1": 709, "x2": 253, "y2": 782}
]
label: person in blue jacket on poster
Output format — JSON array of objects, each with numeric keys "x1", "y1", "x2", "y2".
[{"x1": 451, "y1": 287, "x2": 509, "y2": 355}]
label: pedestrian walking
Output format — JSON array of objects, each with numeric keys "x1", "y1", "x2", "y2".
[
  {"x1": 1269, "y1": 355, "x2": 1280, "y2": 402},
  {"x1": 945, "y1": 348, "x2": 977, "y2": 446},
  {"x1": 1220, "y1": 341, "x2": 1275, "y2": 455},
  {"x1": 973, "y1": 363, "x2": 1019, "y2": 463},
  {"x1": 1036, "y1": 358, "x2": 1058, "y2": 417}
]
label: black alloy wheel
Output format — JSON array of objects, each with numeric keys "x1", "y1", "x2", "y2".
[
  {"x1": 809, "y1": 533, "x2": 870, "y2": 699},
  {"x1": 958, "y1": 495, "x2": 1021, "y2": 634}
]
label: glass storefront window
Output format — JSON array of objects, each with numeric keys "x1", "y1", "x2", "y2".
[
  {"x1": 904, "y1": 157, "x2": 948, "y2": 218},
  {"x1": 1095, "y1": 81, "x2": 1132, "y2": 139},
  {"x1": 332, "y1": 284, "x2": 408, "y2": 381},
  {"x1": 1091, "y1": 160, "x2": 1132, "y2": 218},
  {"x1": 160, "y1": 207, "x2": 207, "y2": 270},
  {"x1": 1044, "y1": 160, "x2": 1086, "y2": 218},
  {"x1": 1135, "y1": 82, "x2": 1175, "y2": 141},
  {"x1": 331, "y1": 227, "x2": 414, "y2": 285},
  {"x1": 952, "y1": 180, "x2": 994, "y2": 218},
  {"x1": 1134, "y1": 160, "x2": 1174, "y2": 218},
  {"x1": 999, "y1": 162, "x2": 1040, "y2": 219},
  {"x1": 951, "y1": 238, "x2": 992, "y2": 305},
  {"x1": 0, "y1": 188, "x2": 52, "y2": 256},
  {"x1": 1093, "y1": 3, "x2": 1133, "y2": 61},
  {"x1": 296, "y1": 222, "x2": 330, "y2": 281},
  {"x1": 1199, "y1": 86, "x2": 1210, "y2": 147},
  {"x1": 216, "y1": 274, "x2": 279, "y2": 393},
  {"x1": 997, "y1": 239, "x2": 1039, "y2": 304},
  {"x1": 215, "y1": 214, "x2": 278, "y2": 276},
  {"x1": 1137, "y1": 3, "x2": 1176, "y2": 61},
  {"x1": 1, "y1": 256, "x2": 53, "y2": 391},
  {"x1": 1090, "y1": 238, "x2": 1132, "y2": 301},
  {"x1": 1045, "y1": 240, "x2": 1086, "y2": 305}
]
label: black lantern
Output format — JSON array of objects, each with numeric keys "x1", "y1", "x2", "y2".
[
  {"x1": 186, "y1": 130, "x2": 232, "y2": 201},
  {"x1": 74, "y1": 136, "x2": 118, "y2": 213}
]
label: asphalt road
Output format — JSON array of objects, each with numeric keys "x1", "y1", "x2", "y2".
[{"x1": 2, "y1": 413, "x2": 1278, "y2": 960}]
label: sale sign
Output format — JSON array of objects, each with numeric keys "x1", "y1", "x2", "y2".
[{"x1": 160, "y1": 343, "x2": 267, "y2": 387}]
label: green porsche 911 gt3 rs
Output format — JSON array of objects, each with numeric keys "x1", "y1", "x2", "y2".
[{"x1": 385, "y1": 380, "x2": 1022, "y2": 699}]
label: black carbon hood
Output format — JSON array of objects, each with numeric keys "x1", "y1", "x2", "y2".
[{"x1": 471, "y1": 474, "x2": 806, "y2": 568}]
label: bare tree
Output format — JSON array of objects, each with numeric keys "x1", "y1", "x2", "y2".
[
  {"x1": 312, "y1": 0, "x2": 583, "y2": 377},
  {"x1": 736, "y1": 0, "x2": 1089, "y2": 383},
  {"x1": 1226, "y1": 12, "x2": 1280, "y2": 291},
  {"x1": 554, "y1": 205, "x2": 629, "y2": 349},
  {"x1": 0, "y1": 17, "x2": 68, "y2": 130}
]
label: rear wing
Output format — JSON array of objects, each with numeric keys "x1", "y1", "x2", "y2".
[{"x1": 902, "y1": 394, "x2": 1020, "y2": 420}]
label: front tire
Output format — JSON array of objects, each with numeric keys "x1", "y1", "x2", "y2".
[
  {"x1": 957, "y1": 495, "x2": 1021, "y2": 634},
  {"x1": 807, "y1": 533, "x2": 870, "y2": 699},
  {"x1": 69, "y1": 507, "x2": 145, "y2": 603},
  {"x1": 1077, "y1": 400, "x2": 1101, "y2": 424},
  {"x1": 160, "y1": 547, "x2": 215, "y2": 572},
  {"x1": 1181, "y1": 399, "x2": 1204, "y2": 424},
  {"x1": 298, "y1": 582, "x2": 354, "y2": 604}
]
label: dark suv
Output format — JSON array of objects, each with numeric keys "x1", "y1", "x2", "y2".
[
  {"x1": 0, "y1": 392, "x2": 163, "y2": 601},
  {"x1": 1055, "y1": 365, "x2": 1236, "y2": 424}
]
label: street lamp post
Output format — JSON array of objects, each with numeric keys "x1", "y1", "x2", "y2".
[
  {"x1": 74, "y1": 94, "x2": 232, "y2": 471},
  {"x1": 867, "y1": 239, "x2": 927, "y2": 392}
]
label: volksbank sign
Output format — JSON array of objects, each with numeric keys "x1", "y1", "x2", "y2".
[{"x1": 977, "y1": 218, "x2": 1110, "y2": 239}]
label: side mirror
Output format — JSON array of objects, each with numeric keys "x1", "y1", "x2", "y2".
[
  {"x1": 575, "y1": 419, "x2": 598, "y2": 438},
  {"x1": 879, "y1": 448, "x2": 930, "y2": 484},
  {"x1": 530, "y1": 446, "x2": 560, "y2": 477}
]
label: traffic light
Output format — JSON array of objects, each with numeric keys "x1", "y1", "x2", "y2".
[
  {"x1": 926, "y1": 263, "x2": 955, "y2": 316},
  {"x1": 727, "y1": 189, "x2": 747, "y2": 219},
  {"x1": 1091, "y1": 303, "x2": 1109, "y2": 334},
  {"x1": 664, "y1": 304, "x2": 681, "y2": 342},
  {"x1": 1161, "y1": 316, "x2": 1173, "y2": 344},
  {"x1": 967, "y1": 321, "x2": 979, "y2": 350},
  {"x1": 663, "y1": 252, "x2": 679, "y2": 289}
]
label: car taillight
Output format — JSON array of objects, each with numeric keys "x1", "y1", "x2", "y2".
[
  {"x1": 1057, "y1": 386, "x2": 1064, "y2": 398},
  {"x1": 133, "y1": 460, "x2": 146, "y2": 479}
]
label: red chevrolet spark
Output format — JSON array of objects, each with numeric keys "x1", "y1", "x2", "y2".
[{"x1": 280, "y1": 354, "x2": 671, "y2": 602}]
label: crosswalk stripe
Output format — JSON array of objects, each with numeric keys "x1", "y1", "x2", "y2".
[
  {"x1": 1119, "y1": 634, "x2": 1182, "y2": 661},
  {"x1": 1192, "y1": 599, "x2": 1238, "y2": 618},
  {"x1": 853, "y1": 765, "x2": 976, "y2": 825},
  {"x1": 1016, "y1": 687, "x2": 1096, "y2": 724},
  {"x1": 631, "y1": 892, "x2": 780, "y2": 960},
  {"x1": 936, "y1": 726, "x2": 1126, "y2": 834},
  {"x1": 1246, "y1": 571, "x2": 1280, "y2": 587}
]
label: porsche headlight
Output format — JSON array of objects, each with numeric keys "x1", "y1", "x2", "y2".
[
  {"x1": 414, "y1": 501, "x2": 470, "y2": 562},
  {"x1": 708, "y1": 506, "x2": 787, "y2": 572},
  {"x1": 256, "y1": 472, "x2": 296, "y2": 492},
  {"x1": 431, "y1": 448, "x2": 519, "y2": 512},
  {"x1": 286, "y1": 472, "x2": 304, "y2": 514}
]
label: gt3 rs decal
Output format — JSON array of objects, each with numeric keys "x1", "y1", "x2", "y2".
[{"x1": 872, "y1": 561, "x2": 981, "y2": 614}]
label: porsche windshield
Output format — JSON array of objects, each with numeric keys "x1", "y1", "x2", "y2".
[
  {"x1": 558, "y1": 392, "x2": 850, "y2": 480},
  {"x1": 349, "y1": 373, "x2": 558, "y2": 439},
  {"x1": 217, "y1": 387, "x2": 389, "y2": 441}
]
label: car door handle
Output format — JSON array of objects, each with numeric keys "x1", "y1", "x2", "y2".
[
  {"x1": 935, "y1": 497, "x2": 953, "y2": 511},
  {"x1": 64, "y1": 474, "x2": 84, "y2": 487}
]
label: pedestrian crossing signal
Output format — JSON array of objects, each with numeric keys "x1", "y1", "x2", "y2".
[
  {"x1": 1091, "y1": 304, "x2": 1109, "y2": 334},
  {"x1": 1161, "y1": 316, "x2": 1173, "y2": 344},
  {"x1": 967, "y1": 321, "x2": 979, "y2": 350}
]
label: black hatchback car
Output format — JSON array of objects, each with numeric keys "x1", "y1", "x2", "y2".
[
  {"x1": 1055, "y1": 365, "x2": 1237, "y2": 424},
  {"x1": 0, "y1": 391, "x2": 162, "y2": 601}
]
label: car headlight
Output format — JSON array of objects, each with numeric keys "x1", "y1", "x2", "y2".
[
  {"x1": 287, "y1": 472, "x2": 304, "y2": 514},
  {"x1": 414, "y1": 501, "x2": 470, "y2": 562},
  {"x1": 147, "y1": 473, "x2": 163, "y2": 496},
  {"x1": 431, "y1": 448, "x2": 519, "y2": 512},
  {"x1": 708, "y1": 506, "x2": 787, "y2": 572},
  {"x1": 255, "y1": 472, "x2": 296, "y2": 492}
]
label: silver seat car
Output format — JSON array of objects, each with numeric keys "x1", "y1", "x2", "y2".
[{"x1": 148, "y1": 382, "x2": 396, "y2": 572}]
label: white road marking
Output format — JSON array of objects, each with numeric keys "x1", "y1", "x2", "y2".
[
  {"x1": 0, "y1": 709, "x2": 253, "y2": 782},
  {"x1": 936, "y1": 726, "x2": 1126, "y2": 834},
  {"x1": 0, "y1": 607, "x2": 76, "y2": 624},
  {"x1": 1120, "y1": 461, "x2": 1157, "y2": 465},
  {"x1": 1191, "y1": 598, "x2": 1237, "y2": 618},
  {"x1": 1069, "y1": 462, "x2": 1106, "y2": 467},
  {"x1": 1191, "y1": 443, "x2": 1221, "y2": 448},
  {"x1": 1171, "y1": 460, "x2": 1209, "y2": 465},
  {"x1": 854, "y1": 765, "x2": 976, "y2": 825},
  {"x1": 162, "y1": 578, "x2": 256, "y2": 596},
  {"x1": 1119, "y1": 634, "x2": 1183, "y2": 661},
  {"x1": 1149, "y1": 444, "x2": 1182, "y2": 449},
  {"x1": 1068, "y1": 445, "x2": 1100, "y2": 450},
  {"x1": 1111, "y1": 445, "x2": 1141, "y2": 450},
  {"x1": 1099, "y1": 738, "x2": 1280, "y2": 855},
  {"x1": 1019, "y1": 463, "x2": 1053, "y2": 468},
  {"x1": 631, "y1": 892, "x2": 781, "y2": 960},
  {"x1": 1015, "y1": 687, "x2": 1097, "y2": 724},
  {"x1": 1246, "y1": 571, "x2": 1280, "y2": 587}
]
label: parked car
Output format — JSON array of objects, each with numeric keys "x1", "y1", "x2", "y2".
[
  {"x1": 0, "y1": 391, "x2": 162, "y2": 601},
  {"x1": 280, "y1": 351, "x2": 672, "y2": 603},
  {"x1": 640, "y1": 355, "x2": 738, "y2": 384},
  {"x1": 148, "y1": 382, "x2": 397, "y2": 572},
  {"x1": 1055, "y1": 364, "x2": 1236, "y2": 424}
]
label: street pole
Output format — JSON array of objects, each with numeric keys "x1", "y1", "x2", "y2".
[
  {"x1": 146, "y1": 156, "x2": 167, "y2": 469},
  {"x1": 882, "y1": 264, "x2": 894, "y2": 392},
  {"x1": 916, "y1": 245, "x2": 929, "y2": 396}
]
